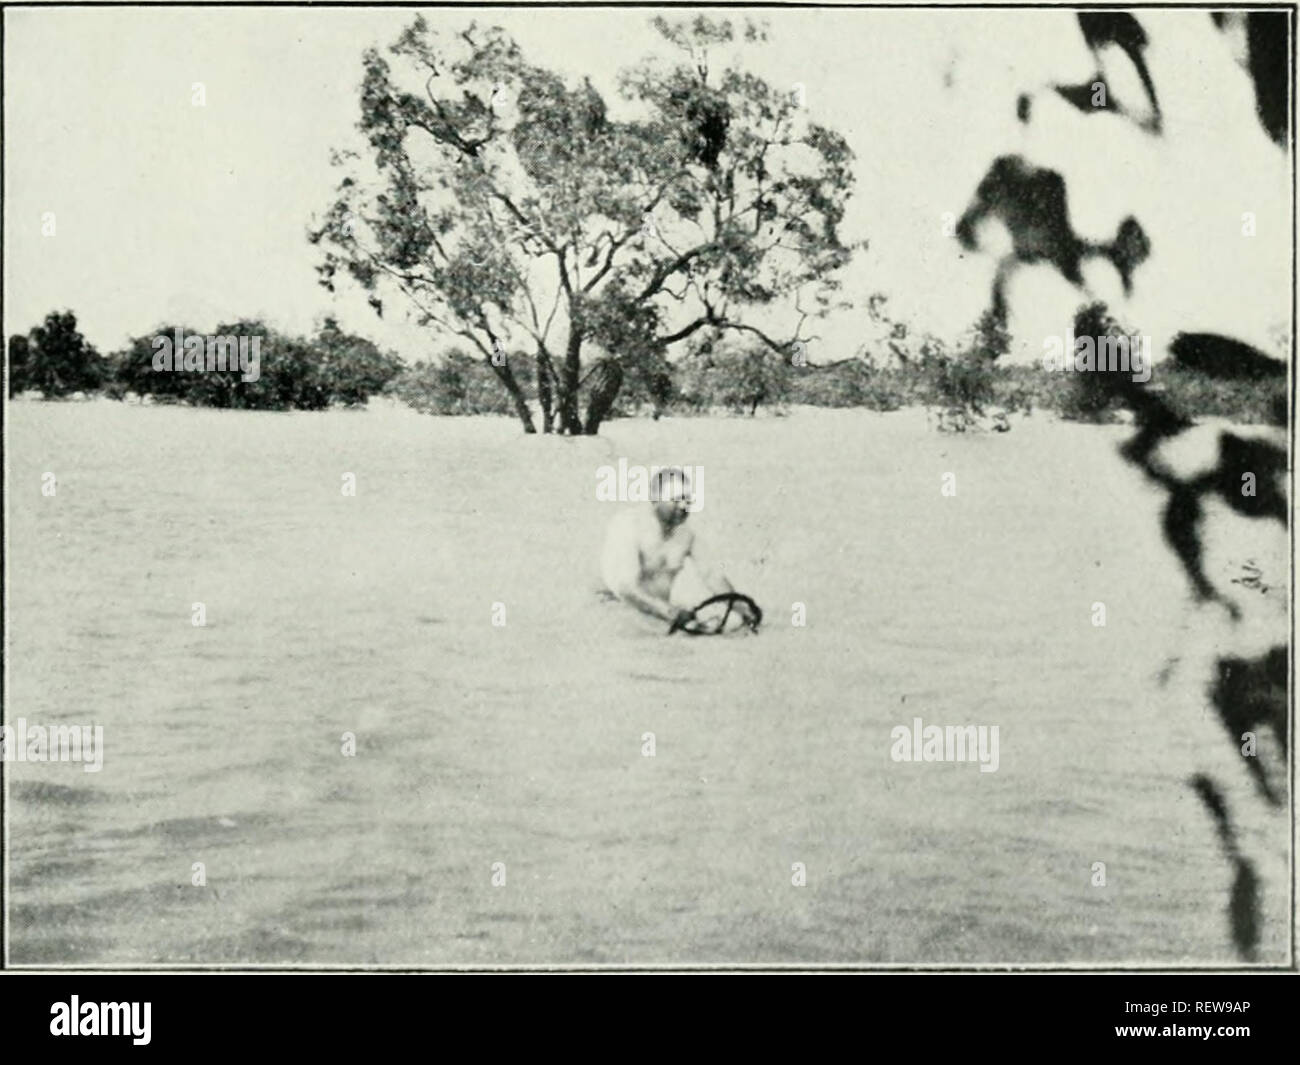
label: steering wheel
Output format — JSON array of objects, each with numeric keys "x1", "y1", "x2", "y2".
[{"x1": 668, "y1": 592, "x2": 763, "y2": 636}]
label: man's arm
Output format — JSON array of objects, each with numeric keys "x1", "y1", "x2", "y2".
[
  {"x1": 620, "y1": 584, "x2": 687, "y2": 624},
  {"x1": 600, "y1": 519, "x2": 689, "y2": 624}
]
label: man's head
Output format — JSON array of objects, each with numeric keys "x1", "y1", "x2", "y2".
[{"x1": 650, "y1": 467, "x2": 693, "y2": 528}]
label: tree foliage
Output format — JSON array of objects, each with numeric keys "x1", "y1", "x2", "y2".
[
  {"x1": 8, "y1": 311, "x2": 400, "y2": 410},
  {"x1": 105, "y1": 319, "x2": 402, "y2": 410},
  {"x1": 8, "y1": 311, "x2": 105, "y2": 397},
  {"x1": 311, "y1": 14, "x2": 859, "y2": 434},
  {"x1": 676, "y1": 335, "x2": 793, "y2": 414},
  {"x1": 386, "y1": 348, "x2": 531, "y2": 416}
]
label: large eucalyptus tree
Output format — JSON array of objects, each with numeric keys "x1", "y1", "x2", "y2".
[{"x1": 312, "y1": 14, "x2": 859, "y2": 433}]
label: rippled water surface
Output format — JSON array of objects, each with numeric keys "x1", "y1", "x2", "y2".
[{"x1": 6, "y1": 401, "x2": 1287, "y2": 964}]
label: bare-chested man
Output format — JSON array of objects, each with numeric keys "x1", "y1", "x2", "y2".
[{"x1": 599, "y1": 467, "x2": 743, "y2": 629}]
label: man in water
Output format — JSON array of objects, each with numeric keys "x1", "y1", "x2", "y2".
[{"x1": 599, "y1": 467, "x2": 745, "y2": 629}]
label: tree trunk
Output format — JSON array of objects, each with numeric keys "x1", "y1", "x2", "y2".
[
  {"x1": 488, "y1": 355, "x2": 536, "y2": 434},
  {"x1": 509, "y1": 388, "x2": 537, "y2": 433},
  {"x1": 558, "y1": 332, "x2": 584, "y2": 435},
  {"x1": 583, "y1": 358, "x2": 624, "y2": 435},
  {"x1": 536, "y1": 347, "x2": 556, "y2": 434}
]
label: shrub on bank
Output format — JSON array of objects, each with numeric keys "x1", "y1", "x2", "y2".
[
  {"x1": 8, "y1": 311, "x2": 106, "y2": 398},
  {"x1": 10, "y1": 310, "x2": 402, "y2": 410},
  {"x1": 385, "y1": 350, "x2": 533, "y2": 417}
]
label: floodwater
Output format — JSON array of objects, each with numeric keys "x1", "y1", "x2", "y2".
[{"x1": 5, "y1": 400, "x2": 1289, "y2": 964}]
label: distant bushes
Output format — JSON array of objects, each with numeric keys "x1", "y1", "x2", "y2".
[
  {"x1": 1151, "y1": 363, "x2": 1284, "y2": 426},
  {"x1": 8, "y1": 312, "x2": 106, "y2": 397},
  {"x1": 10, "y1": 308, "x2": 1280, "y2": 427},
  {"x1": 766, "y1": 309, "x2": 1032, "y2": 429},
  {"x1": 384, "y1": 350, "x2": 530, "y2": 416},
  {"x1": 908, "y1": 360, "x2": 1283, "y2": 428},
  {"x1": 674, "y1": 342, "x2": 793, "y2": 415},
  {"x1": 786, "y1": 359, "x2": 909, "y2": 411},
  {"x1": 107, "y1": 317, "x2": 403, "y2": 410},
  {"x1": 399, "y1": 329, "x2": 1278, "y2": 428},
  {"x1": 10, "y1": 312, "x2": 402, "y2": 410},
  {"x1": 788, "y1": 304, "x2": 1282, "y2": 429}
]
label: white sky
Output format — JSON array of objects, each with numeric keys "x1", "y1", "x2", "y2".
[{"x1": 3, "y1": 5, "x2": 1291, "y2": 364}]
